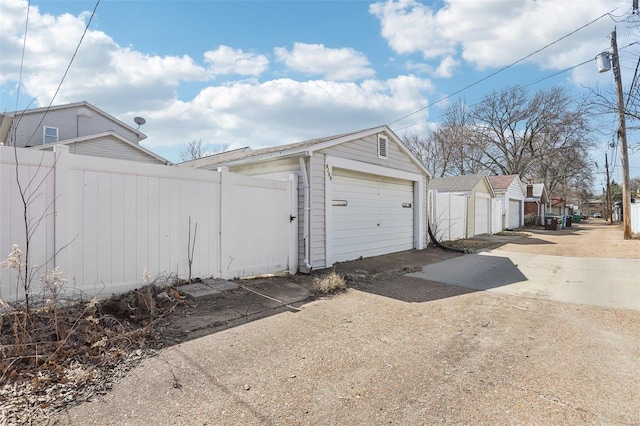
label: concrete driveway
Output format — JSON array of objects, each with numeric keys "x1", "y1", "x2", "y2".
[
  {"x1": 54, "y1": 223, "x2": 640, "y2": 425},
  {"x1": 408, "y1": 250, "x2": 640, "y2": 311}
]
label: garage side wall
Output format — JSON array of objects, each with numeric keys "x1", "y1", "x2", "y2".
[
  {"x1": 310, "y1": 155, "x2": 326, "y2": 269},
  {"x1": 505, "y1": 180, "x2": 525, "y2": 227},
  {"x1": 320, "y1": 134, "x2": 420, "y2": 174}
]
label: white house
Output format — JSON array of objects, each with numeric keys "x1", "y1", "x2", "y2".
[
  {"x1": 0, "y1": 102, "x2": 169, "y2": 164},
  {"x1": 488, "y1": 175, "x2": 526, "y2": 231},
  {"x1": 429, "y1": 174, "x2": 496, "y2": 238},
  {"x1": 181, "y1": 126, "x2": 431, "y2": 272}
]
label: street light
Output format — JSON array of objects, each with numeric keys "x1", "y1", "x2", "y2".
[{"x1": 596, "y1": 29, "x2": 633, "y2": 239}]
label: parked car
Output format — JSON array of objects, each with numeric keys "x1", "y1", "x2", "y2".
[{"x1": 593, "y1": 213, "x2": 602, "y2": 218}]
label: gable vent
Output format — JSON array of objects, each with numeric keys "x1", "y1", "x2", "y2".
[{"x1": 377, "y1": 135, "x2": 388, "y2": 159}]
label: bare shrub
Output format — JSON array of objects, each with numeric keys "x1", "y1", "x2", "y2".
[{"x1": 313, "y1": 271, "x2": 346, "y2": 294}]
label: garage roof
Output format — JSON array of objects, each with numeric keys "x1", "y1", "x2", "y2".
[
  {"x1": 179, "y1": 125, "x2": 431, "y2": 177},
  {"x1": 430, "y1": 174, "x2": 495, "y2": 196}
]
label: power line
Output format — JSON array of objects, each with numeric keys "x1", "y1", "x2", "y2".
[
  {"x1": 386, "y1": 6, "x2": 620, "y2": 128},
  {"x1": 391, "y1": 38, "x2": 640, "y2": 134},
  {"x1": 15, "y1": 0, "x2": 31, "y2": 112}
]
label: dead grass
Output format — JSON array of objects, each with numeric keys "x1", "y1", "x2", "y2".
[
  {"x1": 0, "y1": 284, "x2": 184, "y2": 423},
  {"x1": 313, "y1": 272, "x2": 346, "y2": 294}
]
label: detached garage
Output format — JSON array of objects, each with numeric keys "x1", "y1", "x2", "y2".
[
  {"x1": 429, "y1": 174, "x2": 496, "y2": 237},
  {"x1": 489, "y1": 175, "x2": 526, "y2": 232},
  {"x1": 181, "y1": 126, "x2": 430, "y2": 272}
]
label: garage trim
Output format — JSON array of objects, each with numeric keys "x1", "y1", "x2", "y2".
[{"x1": 325, "y1": 156, "x2": 424, "y2": 266}]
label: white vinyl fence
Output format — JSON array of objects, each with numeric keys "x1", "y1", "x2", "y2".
[
  {"x1": 429, "y1": 191, "x2": 467, "y2": 242},
  {"x1": 0, "y1": 146, "x2": 296, "y2": 301},
  {"x1": 631, "y1": 202, "x2": 640, "y2": 234}
]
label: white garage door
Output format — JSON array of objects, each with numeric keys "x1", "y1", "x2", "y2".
[
  {"x1": 508, "y1": 199, "x2": 521, "y2": 229},
  {"x1": 475, "y1": 195, "x2": 490, "y2": 235},
  {"x1": 332, "y1": 169, "x2": 414, "y2": 263}
]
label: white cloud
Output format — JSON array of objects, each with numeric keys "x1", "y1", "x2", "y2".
[
  {"x1": 370, "y1": 0, "x2": 619, "y2": 72},
  {"x1": 369, "y1": 0, "x2": 455, "y2": 59},
  {"x1": 1, "y1": 0, "x2": 208, "y2": 112},
  {"x1": 203, "y1": 45, "x2": 269, "y2": 77},
  {"x1": 274, "y1": 43, "x2": 375, "y2": 81},
  {"x1": 406, "y1": 55, "x2": 460, "y2": 78},
  {"x1": 435, "y1": 55, "x2": 460, "y2": 78},
  {"x1": 135, "y1": 76, "x2": 434, "y2": 157}
]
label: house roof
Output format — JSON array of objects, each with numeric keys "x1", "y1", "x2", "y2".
[
  {"x1": 488, "y1": 174, "x2": 520, "y2": 191},
  {"x1": 430, "y1": 174, "x2": 495, "y2": 195},
  {"x1": 180, "y1": 125, "x2": 431, "y2": 177},
  {"x1": 524, "y1": 183, "x2": 548, "y2": 202},
  {"x1": 32, "y1": 131, "x2": 170, "y2": 164},
  {"x1": 2, "y1": 101, "x2": 147, "y2": 142}
]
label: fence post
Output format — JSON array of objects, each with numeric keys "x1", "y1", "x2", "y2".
[
  {"x1": 53, "y1": 145, "x2": 70, "y2": 275},
  {"x1": 217, "y1": 166, "x2": 229, "y2": 278}
]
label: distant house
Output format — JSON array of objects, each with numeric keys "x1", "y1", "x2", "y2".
[
  {"x1": 182, "y1": 125, "x2": 430, "y2": 271},
  {"x1": 0, "y1": 102, "x2": 169, "y2": 164},
  {"x1": 524, "y1": 182, "x2": 549, "y2": 225},
  {"x1": 549, "y1": 198, "x2": 568, "y2": 216},
  {"x1": 584, "y1": 199, "x2": 605, "y2": 218},
  {"x1": 429, "y1": 174, "x2": 496, "y2": 237},
  {"x1": 488, "y1": 174, "x2": 526, "y2": 231}
]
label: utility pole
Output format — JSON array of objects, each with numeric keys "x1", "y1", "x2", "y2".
[
  {"x1": 610, "y1": 29, "x2": 633, "y2": 239},
  {"x1": 605, "y1": 152, "x2": 614, "y2": 223}
]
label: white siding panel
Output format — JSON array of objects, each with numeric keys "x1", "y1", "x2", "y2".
[
  {"x1": 309, "y1": 155, "x2": 325, "y2": 268},
  {"x1": 10, "y1": 107, "x2": 141, "y2": 148},
  {"x1": 320, "y1": 134, "x2": 420, "y2": 174}
]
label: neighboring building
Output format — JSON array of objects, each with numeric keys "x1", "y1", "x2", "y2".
[
  {"x1": 584, "y1": 199, "x2": 605, "y2": 217},
  {"x1": 524, "y1": 182, "x2": 549, "y2": 224},
  {"x1": 549, "y1": 198, "x2": 567, "y2": 215},
  {"x1": 181, "y1": 125, "x2": 430, "y2": 271},
  {"x1": 429, "y1": 174, "x2": 496, "y2": 237},
  {"x1": 0, "y1": 102, "x2": 169, "y2": 164},
  {"x1": 488, "y1": 174, "x2": 526, "y2": 231}
]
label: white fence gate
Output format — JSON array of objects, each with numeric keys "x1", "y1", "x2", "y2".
[
  {"x1": 430, "y1": 191, "x2": 466, "y2": 242},
  {"x1": 0, "y1": 146, "x2": 295, "y2": 300}
]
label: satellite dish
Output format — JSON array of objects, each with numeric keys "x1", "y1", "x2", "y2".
[{"x1": 134, "y1": 116, "x2": 146, "y2": 129}]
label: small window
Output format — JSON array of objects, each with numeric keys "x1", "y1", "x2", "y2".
[
  {"x1": 377, "y1": 135, "x2": 388, "y2": 159},
  {"x1": 43, "y1": 126, "x2": 59, "y2": 144}
]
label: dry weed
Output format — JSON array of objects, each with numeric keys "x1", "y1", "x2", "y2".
[{"x1": 313, "y1": 272, "x2": 346, "y2": 294}]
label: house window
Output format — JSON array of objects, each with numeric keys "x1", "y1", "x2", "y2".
[
  {"x1": 377, "y1": 135, "x2": 388, "y2": 159},
  {"x1": 43, "y1": 126, "x2": 59, "y2": 144}
]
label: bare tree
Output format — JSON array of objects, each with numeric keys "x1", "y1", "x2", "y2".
[
  {"x1": 180, "y1": 139, "x2": 228, "y2": 162},
  {"x1": 404, "y1": 100, "x2": 480, "y2": 177},
  {"x1": 404, "y1": 86, "x2": 597, "y2": 200}
]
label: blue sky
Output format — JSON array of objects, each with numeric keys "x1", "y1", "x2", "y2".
[{"x1": 1, "y1": 0, "x2": 639, "y2": 188}]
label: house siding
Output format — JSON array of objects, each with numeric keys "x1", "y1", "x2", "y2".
[
  {"x1": 309, "y1": 155, "x2": 325, "y2": 269},
  {"x1": 42, "y1": 137, "x2": 163, "y2": 164},
  {"x1": 319, "y1": 134, "x2": 419, "y2": 174},
  {"x1": 9, "y1": 107, "x2": 141, "y2": 148}
]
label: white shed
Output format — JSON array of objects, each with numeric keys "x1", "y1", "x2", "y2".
[
  {"x1": 181, "y1": 126, "x2": 431, "y2": 272},
  {"x1": 488, "y1": 175, "x2": 526, "y2": 231}
]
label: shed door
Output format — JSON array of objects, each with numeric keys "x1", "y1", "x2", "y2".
[
  {"x1": 332, "y1": 169, "x2": 414, "y2": 263},
  {"x1": 508, "y1": 199, "x2": 521, "y2": 229},
  {"x1": 474, "y1": 195, "x2": 490, "y2": 235}
]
